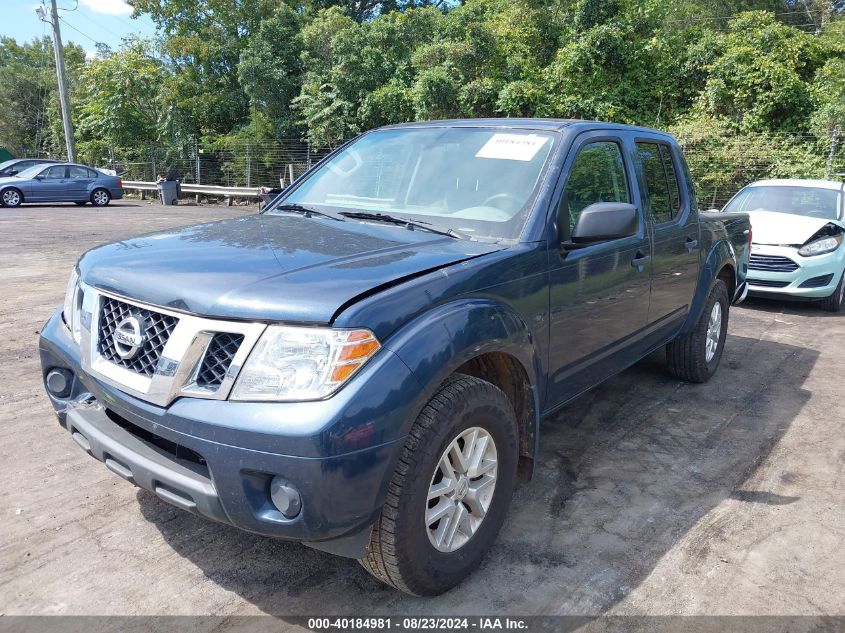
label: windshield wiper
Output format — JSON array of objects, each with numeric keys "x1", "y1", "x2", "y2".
[
  {"x1": 338, "y1": 211, "x2": 466, "y2": 239},
  {"x1": 273, "y1": 203, "x2": 345, "y2": 221}
]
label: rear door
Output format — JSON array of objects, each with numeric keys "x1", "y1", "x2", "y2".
[
  {"x1": 28, "y1": 165, "x2": 68, "y2": 201},
  {"x1": 67, "y1": 165, "x2": 95, "y2": 200},
  {"x1": 634, "y1": 140, "x2": 699, "y2": 331},
  {"x1": 545, "y1": 133, "x2": 652, "y2": 407}
]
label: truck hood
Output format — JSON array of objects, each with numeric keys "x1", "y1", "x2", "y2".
[
  {"x1": 78, "y1": 213, "x2": 503, "y2": 323},
  {"x1": 748, "y1": 210, "x2": 843, "y2": 245}
]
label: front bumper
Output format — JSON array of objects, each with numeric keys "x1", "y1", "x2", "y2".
[
  {"x1": 746, "y1": 244, "x2": 844, "y2": 299},
  {"x1": 39, "y1": 309, "x2": 420, "y2": 557}
]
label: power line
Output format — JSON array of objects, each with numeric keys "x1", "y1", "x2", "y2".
[{"x1": 58, "y1": 16, "x2": 104, "y2": 45}]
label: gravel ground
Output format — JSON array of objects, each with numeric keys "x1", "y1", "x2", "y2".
[{"x1": 0, "y1": 201, "x2": 843, "y2": 625}]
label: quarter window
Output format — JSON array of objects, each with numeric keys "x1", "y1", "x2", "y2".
[
  {"x1": 637, "y1": 142, "x2": 682, "y2": 223},
  {"x1": 560, "y1": 141, "x2": 630, "y2": 237}
]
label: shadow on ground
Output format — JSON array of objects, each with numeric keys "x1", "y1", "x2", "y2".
[
  {"x1": 740, "y1": 296, "x2": 843, "y2": 318},
  {"x1": 137, "y1": 333, "x2": 817, "y2": 616}
]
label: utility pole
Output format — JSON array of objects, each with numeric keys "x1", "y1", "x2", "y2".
[{"x1": 37, "y1": 0, "x2": 75, "y2": 161}]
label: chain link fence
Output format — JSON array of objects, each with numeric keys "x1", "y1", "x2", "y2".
[{"x1": 93, "y1": 129, "x2": 843, "y2": 206}]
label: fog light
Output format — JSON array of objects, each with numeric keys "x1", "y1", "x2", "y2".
[
  {"x1": 270, "y1": 476, "x2": 302, "y2": 518},
  {"x1": 46, "y1": 368, "x2": 73, "y2": 398}
]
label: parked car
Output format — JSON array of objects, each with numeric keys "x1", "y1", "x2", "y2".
[
  {"x1": 0, "y1": 162, "x2": 123, "y2": 208},
  {"x1": 0, "y1": 157, "x2": 60, "y2": 177},
  {"x1": 39, "y1": 120, "x2": 750, "y2": 595},
  {"x1": 721, "y1": 178, "x2": 844, "y2": 312}
]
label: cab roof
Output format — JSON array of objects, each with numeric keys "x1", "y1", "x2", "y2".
[{"x1": 380, "y1": 118, "x2": 675, "y2": 138}]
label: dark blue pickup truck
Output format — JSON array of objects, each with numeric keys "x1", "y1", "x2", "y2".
[{"x1": 39, "y1": 119, "x2": 750, "y2": 595}]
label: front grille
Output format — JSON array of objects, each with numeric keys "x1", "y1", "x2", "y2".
[
  {"x1": 799, "y1": 273, "x2": 834, "y2": 288},
  {"x1": 196, "y1": 332, "x2": 244, "y2": 388},
  {"x1": 748, "y1": 278, "x2": 790, "y2": 288},
  {"x1": 748, "y1": 253, "x2": 799, "y2": 272},
  {"x1": 98, "y1": 297, "x2": 179, "y2": 377}
]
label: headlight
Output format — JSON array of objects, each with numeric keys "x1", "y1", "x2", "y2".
[
  {"x1": 230, "y1": 326, "x2": 381, "y2": 401},
  {"x1": 798, "y1": 234, "x2": 843, "y2": 257},
  {"x1": 62, "y1": 268, "x2": 82, "y2": 344}
]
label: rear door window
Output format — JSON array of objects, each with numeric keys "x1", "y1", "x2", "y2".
[{"x1": 636, "y1": 142, "x2": 682, "y2": 223}]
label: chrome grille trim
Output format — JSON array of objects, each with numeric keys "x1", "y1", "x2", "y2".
[
  {"x1": 748, "y1": 253, "x2": 799, "y2": 273},
  {"x1": 97, "y1": 297, "x2": 179, "y2": 377},
  {"x1": 78, "y1": 285, "x2": 265, "y2": 407}
]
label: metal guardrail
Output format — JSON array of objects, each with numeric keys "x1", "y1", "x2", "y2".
[{"x1": 122, "y1": 180, "x2": 263, "y2": 204}]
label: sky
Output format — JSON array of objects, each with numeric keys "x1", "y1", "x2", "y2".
[{"x1": 3, "y1": 0, "x2": 157, "y2": 55}]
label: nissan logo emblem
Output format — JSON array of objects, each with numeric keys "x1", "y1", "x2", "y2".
[{"x1": 113, "y1": 315, "x2": 146, "y2": 360}]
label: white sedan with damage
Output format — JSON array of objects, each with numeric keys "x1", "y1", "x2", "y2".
[{"x1": 721, "y1": 178, "x2": 844, "y2": 312}]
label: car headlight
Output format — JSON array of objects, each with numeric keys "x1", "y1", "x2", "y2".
[
  {"x1": 230, "y1": 326, "x2": 381, "y2": 401},
  {"x1": 798, "y1": 234, "x2": 843, "y2": 257},
  {"x1": 62, "y1": 268, "x2": 83, "y2": 344}
]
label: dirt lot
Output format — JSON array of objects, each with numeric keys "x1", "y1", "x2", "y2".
[{"x1": 1, "y1": 201, "x2": 843, "y2": 623}]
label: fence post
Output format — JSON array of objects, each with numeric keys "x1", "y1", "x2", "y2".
[
  {"x1": 246, "y1": 142, "x2": 252, "y2": 188},
  {"x1": 306, "y1": 140, "x2": 312, "y2": 170},
  {"x1": 827, "y1": 126, "x2": 840, "y2": 180},
  {"x1": 195, "y1": 138, "x2": 201, "y2": 184}
]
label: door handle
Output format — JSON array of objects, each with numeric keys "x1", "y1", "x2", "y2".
[
  {"x1": 685, "y1": 237, "x2": 699, "y2": 252},
  {"x1": 631, "y1": 252, "x2": 651, "y2": 271}
]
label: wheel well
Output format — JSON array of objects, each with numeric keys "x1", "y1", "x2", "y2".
[
  {"x1": 2, "y1": 186, "x2": 23, "y2": 199},
  {"x1": 455, "y1": 352, "x2": 536, "y2": 481},
  {"x1": 717, "y1": 264, "x2": 735, "y2": 299}
]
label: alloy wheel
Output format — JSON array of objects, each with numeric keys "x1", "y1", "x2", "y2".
[
  {"x1": 3, "y1": 190, "x2": 20, "y2": 206},
  {"x1": 705, "y1": 301, "x2": 722, "y2": 363},
  {"x1": 426, "y1": 426, "x2": 498, "y2": 553}
]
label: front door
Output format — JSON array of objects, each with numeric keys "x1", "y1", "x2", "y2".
[
  {"x1": 29, "y1": 165, "x2": 68, "y2": 201},
  {"x1": 546, "y1": 135, "x2": 652, "y2": 408},
  {"x1": 634, "y1": 141, "x2": 699, "y2": 330}
]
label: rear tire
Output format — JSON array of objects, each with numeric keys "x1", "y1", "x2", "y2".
[
  {"x1": 1, "y1": 188, "x2": 23, "y2": 207},
  {"x1": 90, "y1": 189, "x2": 111, "y2": 207},
  {"x1": 666, "y1": 279, "x2": 729, "y2": 383},
  {"x1": 819, "y1": 270, "x2": 844, "y2": 313},
  {"x1": 361, "y1": 373, "x2": 519, "y2": 596}
]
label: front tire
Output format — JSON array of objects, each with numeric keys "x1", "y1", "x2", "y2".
[
  {"x1": 1, "y1": 188, "x2": 23, "y2": 207},
  {"x1": 819, "y1": 270, "x2": 844, "y2": 313},
  {"x1": 361, "y1": 373, "x2": 519, "y2": 595},
  {"x1": 666, "y1": 279, "x2": 729, "y2": 383},
  {"x1": 90, "y1": 189, "x2": 111, "y2": 207}
]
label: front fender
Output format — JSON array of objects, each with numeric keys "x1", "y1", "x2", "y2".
[
  {"x1": 384, "y1": 298, "x2": 543, "y2": 442},
  {"x1": 679, "y1": 239, "x2": 736, "y2": 337}
]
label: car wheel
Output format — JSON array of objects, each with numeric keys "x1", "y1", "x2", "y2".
[
  {"x1": 361, "y1": 373, "x2": 519, "y2": 595},
  {"x1": 74, "y1": 201, "x2": 87, "y2": 206},
  {"x1": 1, "y1": 188, "x2": 23, "y2": 208},
  {"x1": 91, "y1": 189, "x2": 111, "y2": 207},
  {"x1": 819, "y1": 270, "x2": 844, "y2": 313},
  {"x1": 666, "y1": 279, "x2": 729, "y2": 383}
]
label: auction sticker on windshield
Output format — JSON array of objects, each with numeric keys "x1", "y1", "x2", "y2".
[{"x1": 475, "y1": 133, "x2": 549, "y2": 161}]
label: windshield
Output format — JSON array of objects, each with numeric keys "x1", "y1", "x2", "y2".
[
  {"x1": 723, "y1": 185, "x2": 842, "y2": 220},
  {"x1": 15, "y1": 164, "x2": 52, "y2": 179},
  {"x1": 276, "y1": 127, "x2": 557, "y2": 240}
]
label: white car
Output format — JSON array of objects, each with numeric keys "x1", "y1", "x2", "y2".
[{"x1": 721, "y1": 178, "x2": 844, "y2": 312}]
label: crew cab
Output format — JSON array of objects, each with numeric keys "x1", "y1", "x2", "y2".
[{"x1": 39, "y1": 120, "x2": 750, "y2": 595}]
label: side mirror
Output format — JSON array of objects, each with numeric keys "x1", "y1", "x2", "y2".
[
  {"x1": 8, "y1": 170, "x2": 18, "y2": 176},
  {"x1": 564, "y1": 202, "x2": 639, "y2": 249}
]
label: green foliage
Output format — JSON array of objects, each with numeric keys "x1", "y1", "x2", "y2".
[{"x1": 3, "y1": 0, "x2": 843, "y2": 191}]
